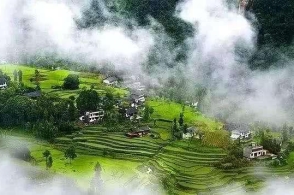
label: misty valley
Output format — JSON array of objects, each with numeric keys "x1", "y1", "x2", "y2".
[{"x1": 1, "y1": 0, "x2": 294, "y2": 195}]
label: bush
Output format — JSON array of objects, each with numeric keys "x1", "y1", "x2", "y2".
[
  {"x1": 58, "y1": 122, "x2": 80, "y2": 135},
  {"x1": 63, "y1": 74, "x2": 80, "y2": 90}
]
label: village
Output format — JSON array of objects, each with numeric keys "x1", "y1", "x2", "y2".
[{"x1": 0, "y1": 64, "x2": 294, "y2": 195}]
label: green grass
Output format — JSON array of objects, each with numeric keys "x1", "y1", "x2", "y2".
[
  {"x1": 147, "y1": 98, "x2": 223, "y2": 131},
  {"x1": 0, "y1": 64, "x2": 127, "y2": 98}
]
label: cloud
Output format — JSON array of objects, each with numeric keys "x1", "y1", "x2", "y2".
[{"x1": 175, "y1": 0, "x2": 294, "y2": 125}]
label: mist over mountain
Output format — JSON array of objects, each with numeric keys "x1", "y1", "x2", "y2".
[{"x1": 1, "y1": 0, "x2": 294, "y2": 126}]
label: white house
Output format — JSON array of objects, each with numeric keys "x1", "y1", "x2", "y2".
[
  {"x1": 79, "y1": 110, "x2": 104, "y2": 123},
  {"x1": 225, "y1": 123, "x2": 251, "y2": 140},
  {"x1": 230, "y1": 130, "x2": 251, "y2": 140},
  {"x1": 243, "y1": 142, "x2": 267, "y2": 159},
  {"x1": 103, "y1": 77, "x2": 118, "y2": 86},
  {"x1": 0, "y1": 78, "x2": 7, "y2": 89}
]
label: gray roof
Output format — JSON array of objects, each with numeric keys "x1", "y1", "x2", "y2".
[{"x1": 0, "y1": 78, "x2": 7, "y2": 85}]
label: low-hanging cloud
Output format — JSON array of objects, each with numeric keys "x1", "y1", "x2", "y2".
[
  {"x1": 176, "y1": 0, "x2": 294, "y2": 125},
  {"x1": 1, "y1": 0, "x2": 294, "y2": 126}
]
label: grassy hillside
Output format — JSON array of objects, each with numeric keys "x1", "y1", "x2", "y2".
[
  {"x1": 147, "y1": 98, "x2": 223, "y2": 130},
  {"x1": 0, "y1": 64, "x2": 127, "y2": 98}
]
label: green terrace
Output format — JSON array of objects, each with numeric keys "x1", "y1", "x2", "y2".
[{"x1": 0, "y1": 64, "x2": 127, "y2": 98}]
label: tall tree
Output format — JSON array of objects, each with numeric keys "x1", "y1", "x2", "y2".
[
  {"x1": 64, "y1": 146, "x2": 77, "y2": 164},
  {"x1": 13, "y1": 70, "x2": 18, "y2": 82},
  {"x1": 18, "y1": 70, "x2": 23, "y2": 82},
  {"x1": 178, "y1": 113, "x2": 184, "y2": 126},
  {"x1": 76, "y1": 89, "x2": 100, "y2": 113}
]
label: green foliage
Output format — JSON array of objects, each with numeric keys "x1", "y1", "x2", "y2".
[
  {"x1": 43, "y1": 150, "x2": 53, "y2": 169},
  {"x1": 142, "y1": 105, "x2": 154, "y2": 122},
  {"x1": 64, "y1": 146, "x2": 77, "y2": 164},
  {"x1": 178, "y1": 113, "x2": 184, "y2": 126},
  {"x1": 33, "y1": 121, "x2": 58, "y2": 142},
  {"x1": 103, "y1": 92, "x2": 115, "y2": 111},
  {"x1": 76, "y1": 89, "x2": 100, "y2": 113},
  {"x1": 18, "y1": 70, "x2": 23, "y2": 82},
  {"x1": 63, "y1": 74, "x2": 80, "y2": 90},
  {"x1": 250, "y1": 0, "x2": 294, "y2": 47},
  {"x1": 260, "y1": 134, "x2": 281, "y2": 155},
  {"x1": 0, "y1": 95, "x2": 36, "y2": 126}
]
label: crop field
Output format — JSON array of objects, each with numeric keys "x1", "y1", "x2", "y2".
[
  {"x1": 147, "y1": 99, "x2": 223, "y2": 130},
  {"x1": 0, "y1": 64, "x2": 127, "y2": 98}
]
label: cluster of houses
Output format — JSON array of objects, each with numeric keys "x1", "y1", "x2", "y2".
[{"x1": 79, "y1": 74, "x2": 147, "y2": 125}]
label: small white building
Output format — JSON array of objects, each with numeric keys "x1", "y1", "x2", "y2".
[
  {"x1": 230, "y1": 130, "x2": 251, "y2": 140},
  {"x1": 79, "y1": 110, "x2": 104, "y2": 123},
  {"x1": 243, "y1": 142, "x2": 267, "y2": 159},
  {"x1": 0, "y1": 78, "x2": 7, "y2": 89},
  {"x1": 103, "y1": 77, "x2": 118, "y2": 86}
]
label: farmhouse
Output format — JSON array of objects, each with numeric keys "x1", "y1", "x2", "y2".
[
  {"x1": 0, "y1": 78, "x2": 7, "y2": 89},
  {"x1": 103, "y1": 76, "x2": 118, "y2": 86},
  {"x1": 225, "y1": 123, "x2": 251, "y2": 140},
  {"x1": 126, "y1": 126, "x2": 151, "y2": 138},
  {"x1": 243, "y1": 142, "x2": 267, "y2": 159},
  {"x1": 79, "y1": 110, "x2": 104, "y2": 124}
]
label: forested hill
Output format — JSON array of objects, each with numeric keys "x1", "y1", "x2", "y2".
[{"x1": 79, "y1": 0, "x2": 294, "y2": 70}]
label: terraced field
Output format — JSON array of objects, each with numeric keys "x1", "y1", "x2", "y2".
[{"x1": 55, "y1": 126, "x2": 167, "y2": 161}]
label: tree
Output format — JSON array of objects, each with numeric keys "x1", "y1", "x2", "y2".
[
  {"x1": 282, "y1": 124, "x2": 289, "y2": 143},
  {"x1": 64, "y1": 146, "x2": 77, "y2": 164},
  {"x1": 260, "y1": 134, "x2": 281, "y2": 154},
  {"x1": 47, "y1": 155, "x2": 53, "y2": 169},
  {"x1": 13, "y1": 70, "x2": 18, "y2": 82},
  {"x1": 34, "y1": 69, "x2": 40, "y2": 86},
  {"x1": 103, "y1": 92, "x2": 115, "y2": 111},
  {"x1": 63, "y1": 74, "x2": 80, "y2": 90},
  {"x1": 76, "y1": 89, "x2": 100, "y2": 113},
  {"x1": 18, "y1": 70, "x2": 23, "y2": 82},
  {"x1": 143, "y1": 105, "x2": 153, "y2": 122},
  {"x1": 33, "y1": 121, "x2": 58, "y2": 142},
  {"x1": 68, "y1": 99, "x2": 78, "y2": 121},
  {"x1": 43, "y1": 150, "x2": 53, "y2": 170},
  {"x1": 178, "y1": 113, "x2": 184, "y2": 126}
]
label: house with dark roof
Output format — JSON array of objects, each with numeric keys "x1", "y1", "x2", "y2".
[
  {"x1": 225, "y1": 123, "x2": 251, "y2": 140},
  {"x1": 126, "y1": 126, "x2": 151, "y2": 138},
  {"x1": 0, "y1": 78, "x2": 7, "y2": 89}
]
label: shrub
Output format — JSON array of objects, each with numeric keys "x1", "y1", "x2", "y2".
[{"x1": 63, "y1": 74, "x2": 80, "y2": 90}]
